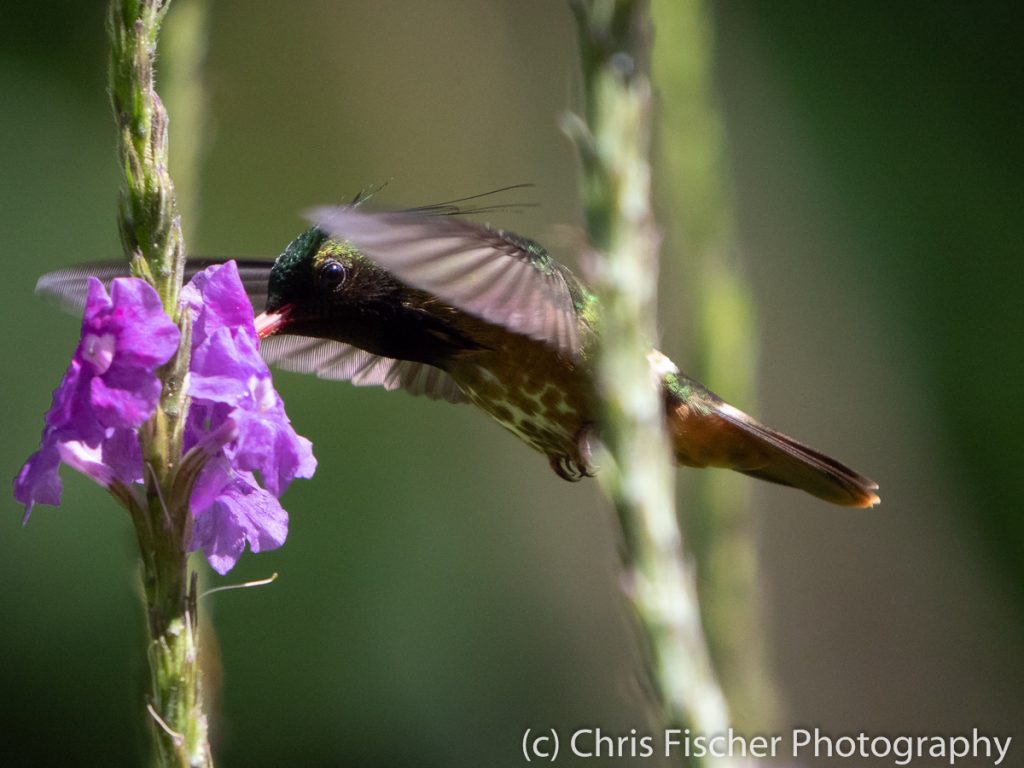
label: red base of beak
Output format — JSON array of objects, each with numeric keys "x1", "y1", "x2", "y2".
[{"x1": 254, "y1": 305, "x2": 293, "y2": 339}]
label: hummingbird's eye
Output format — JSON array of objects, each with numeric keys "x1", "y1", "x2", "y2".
[{"x1": 319, "y1": 259, "x2": 347, "y2": 289}]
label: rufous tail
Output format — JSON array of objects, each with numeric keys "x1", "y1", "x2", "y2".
[{"x1": 665, "y1": 387, "x2": 880, "y2": 508}]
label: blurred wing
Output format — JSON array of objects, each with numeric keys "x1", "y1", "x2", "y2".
[
  {"x1": 35, "y1": 259, "x2": 273, "y2": 315},
  {"x1": 259, "y1": 335, "x2": 469, "y2": 404},
  {"x1": 35, "y1": 259, "x2": 467, "y2": 402},
  {"x1": 308, "y1": 206, "x2": 580, "y2": 358},
  {"x1": 36, "y1": 262, "x2": 134, "y2": 315}
]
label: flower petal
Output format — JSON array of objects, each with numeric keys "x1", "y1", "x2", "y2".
[
  {"x1": 181, "y1": 261, "x2": 258, "y2": 348},
  {"x1": 184, "y1": 261, "x2": 316, "y2": 570},
  {"x1": 57, "y1": 440, "x2": 115, "y2": 488},
  {"x1": 188, "y1": 327, "x2": 263, "y2": 403},
  {"x1": 104, "y1": 277, "x2": 181, "y2": 369},
  {"x1": 190, "y1": 466, "x2": 289, "y2": 575},
  {"x1": 101, "y1": 427, "x2": 145, "y2": 485},
  {"x1": 90, "y1": 366, "x2": 163, "y2": 429},
  {"x1": 14, "y1": 276, "x2": 177, "y2": 518},
  {"x1": 13, "y1": 438, "x2": 63, "y2": 521}
]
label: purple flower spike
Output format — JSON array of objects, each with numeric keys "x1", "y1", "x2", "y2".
[
  {"x1": 14, "y1": 278, "x2": 180, "y2": 518},
  {"x1": 183, "y1": 262, "x2": 316, "y2": 571},
  {"x1": 16, "y1": 262, "x2": 315, "y2": 573}
]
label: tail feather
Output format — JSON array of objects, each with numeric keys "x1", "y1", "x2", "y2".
[{"x1": 666, "y1": 391, "x2": 880, "y2": 508}]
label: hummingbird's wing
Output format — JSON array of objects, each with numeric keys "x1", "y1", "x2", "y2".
[
  {"x1": 260, "y1": 336, "x2": 468, "y2": 403},
  {"x1": 308, "y1": 207, "x2": 581, "y2": 359},
  {"x1": 36, "y1": 260, "x2": 274, "y2": 314}
]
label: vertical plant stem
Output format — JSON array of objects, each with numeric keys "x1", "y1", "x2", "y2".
[
  {"x1": 566, "y1": 0, "x2": 731, "y2": 760},
  {"x1": 108, "y1": 1, "x2": 211, "y2": 765},
  {"x1": 652, "y1": 0, "x2": 778, "y2": 728}
]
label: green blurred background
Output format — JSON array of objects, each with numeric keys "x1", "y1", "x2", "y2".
[{"x1": 2, "y1": 2, "x2": 1021, "y2": 766}]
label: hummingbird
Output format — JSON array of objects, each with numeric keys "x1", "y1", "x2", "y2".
[
  {"x1": 37, "y1": 203, "x2": 879, "y2": 507},
  {"x1": 253, "y1": 205, "x2": 878, "y2": 507}
]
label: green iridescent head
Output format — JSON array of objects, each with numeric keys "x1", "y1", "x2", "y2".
[{"x1": 265, "y1": 227, "x2": 327, "y2": 313}]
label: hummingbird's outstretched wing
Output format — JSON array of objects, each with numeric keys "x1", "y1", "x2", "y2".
[
  {"x1": 36, "y1": 260, "x2": 274, "y2": 314},
  {"x1": 35, "y1": 260, "x2": 468, "y2": 404},
  {"x1": 259, "y1": 336, "x2": 468, "y2": 403},
  {"x1": 308, "y1": 207, "x2": 581, "y2": 359}
]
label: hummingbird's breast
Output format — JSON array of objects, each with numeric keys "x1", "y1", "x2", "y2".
[{"x1": 447, "y1": 329, "x2": 595, "y2": 467}]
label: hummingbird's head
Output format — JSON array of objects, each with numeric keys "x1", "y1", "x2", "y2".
[
  {"x1": 256, "y1": 226, "x2": 327, "y2": 333},
  {"x1": 253, "y1": 226, "x2": 405, "y2": 344}
]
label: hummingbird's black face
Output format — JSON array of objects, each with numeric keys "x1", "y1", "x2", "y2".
[
  {"x1": 264, "y1": 229, "x2": 396, "y2": 317},
  {"x1": 264, "y1": 227, "x2": 342, "y2": 316},
  {"x1": 255, "y1": 227, "x2": 437, "y2": 360}
]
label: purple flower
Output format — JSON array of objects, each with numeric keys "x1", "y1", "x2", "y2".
[
  {"x1": 14, "y1": 278, "x2": 179, "y2": 518},
  {"x1": 182, "y1": 261, "x2": 316, "y2": 573},
  {"x1": 15, "y1": 261, "x2": 316, "y2": 575},
  {"x1": 189, "y1": 458, "x2": 289, "y2": 576}
]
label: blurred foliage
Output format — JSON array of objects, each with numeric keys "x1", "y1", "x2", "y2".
[
  {"x1": 1, "y1": 2, "x2": 1022, "y2": 767},
  {"x1": 652, "y1": 0, "x2": 775, "y2": 731},
  {"x1": 729, "y1": 0, "x2": 1024, "y2": 605}
]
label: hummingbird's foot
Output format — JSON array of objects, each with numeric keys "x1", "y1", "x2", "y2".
[
  {"x1": 548, "y1": 425, "x2": 598, "y2": 482},
  {"x1": 550, "y1": 455, "x2": 586, "y2": 482}
]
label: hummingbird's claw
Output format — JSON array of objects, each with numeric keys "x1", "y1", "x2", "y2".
[
  {"x1": 549, "y1": 424, "x2": 598, "y2": 481},
  {"x1": 550, "y1": 455, "x2": 585, "y2": 482}
]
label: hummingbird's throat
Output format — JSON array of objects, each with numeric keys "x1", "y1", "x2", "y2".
[{"x1": 254, "y1": 305, "x2": 294, "y2": 339}]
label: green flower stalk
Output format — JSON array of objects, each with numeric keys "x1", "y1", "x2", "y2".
[
  {"x1": 107, "y1": 1, "x2": 209, "y2": 764},
  {"x1": 109, "y1": 0, "x2": 186, "y2": 315},
  {"x1": 566, "y1": 0, "x2": 732, "y2": 757}
]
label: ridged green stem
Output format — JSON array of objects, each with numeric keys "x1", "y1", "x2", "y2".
[
  {"x1": 108, "y1": 1, "x2": 212, "y2": 765},
  {"x1": 567, "y1": 1, "x2": 731, "y2": 762}
]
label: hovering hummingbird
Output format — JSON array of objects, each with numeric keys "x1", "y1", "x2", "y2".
[{"x1": 38, "y1": 202, "x2": 879, "y2": 507}]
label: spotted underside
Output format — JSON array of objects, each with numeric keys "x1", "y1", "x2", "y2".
[{"x1": 448, "y1": 328, "x2": 597, "y2": 480}]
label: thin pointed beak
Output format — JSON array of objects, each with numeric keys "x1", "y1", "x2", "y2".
[{"x1": 254, "y1": 305, "x2": 294, "y2": 339}]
